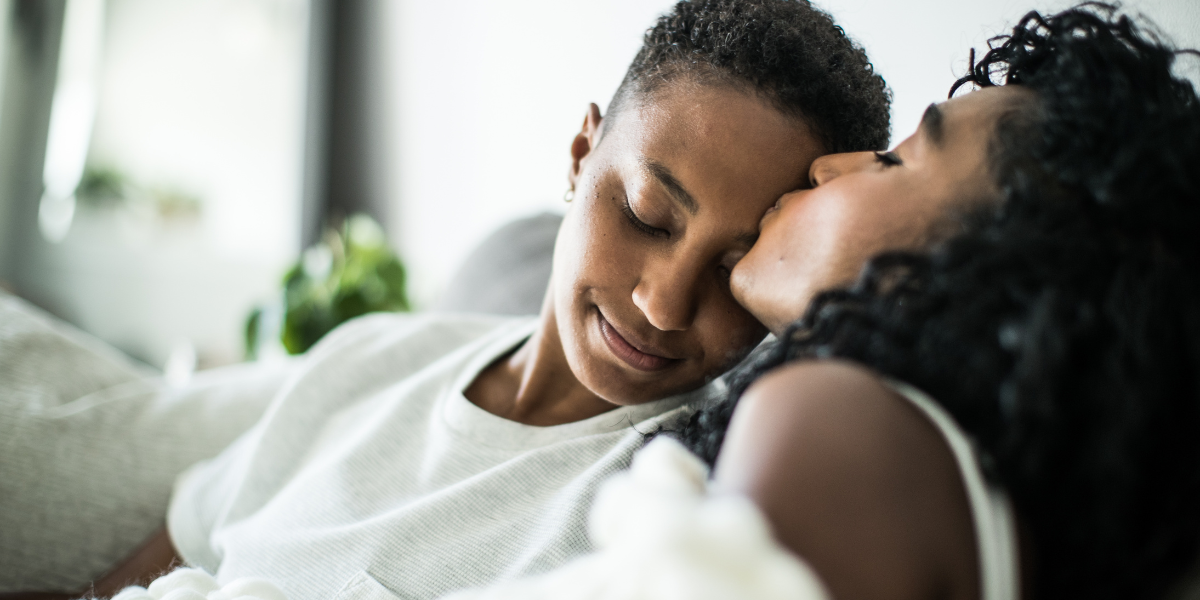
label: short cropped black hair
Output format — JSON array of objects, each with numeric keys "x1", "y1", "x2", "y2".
[{"x1": 608, "y1": 0, "x2": 892, "y2": 154}]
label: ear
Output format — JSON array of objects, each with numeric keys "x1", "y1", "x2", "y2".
[{"x1": 567, "y1": 103, "x2": 604, "y2": 191}]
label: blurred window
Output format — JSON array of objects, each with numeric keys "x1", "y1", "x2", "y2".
[{"x1": 30, "y1": 0, "x2": 308, "y2": 369}]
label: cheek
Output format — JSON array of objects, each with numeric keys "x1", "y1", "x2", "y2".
[
  {"x1": 729, "y1": 245, "x2": 767, "y2": 309},
  {"x1": 550, "y1": 209, "x2": 587, "y2": 305},
  {"x1": 550, "y1": 203, "x2": 612, "y2": 386},
  {"x1": 560, "y1": 201, "x2": 635, "y2": 291},
  {"x1": 729, "y1": 191, "x2": 878, "y2": 328},
  {"x1": 753, "y1": 187, "x2": 931, "y2": 299},
  {"x1": 729, "y1": 240, "x2": 811, "y2": 332},
  {"x1": 551, "y1": 187, "x2": 642, "y2": 337},
  {"x1": 695, "y1": 300, "x2": 768, "y2": 369},
  {"x1": 734, "y1": 206, "x2": 834, "y2": 297}
]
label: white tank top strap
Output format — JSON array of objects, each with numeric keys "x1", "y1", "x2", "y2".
[{"x1": 883, "y1": 379, "x2": 1020, "y2": 600}]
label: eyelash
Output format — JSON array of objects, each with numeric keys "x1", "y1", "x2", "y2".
[
  {"x1": 874, "y1": 151, "x2": 902, "y2": 167},
  {"x1": 621, "y1": 199, "x2": 669, "y2": 238},
  {"x1": 619, "y1": 197, "x2": 735, "y2": 287}
]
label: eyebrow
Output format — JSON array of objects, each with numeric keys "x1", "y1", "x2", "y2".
[
  {"x1": 641, "y1": 158, "x2": 758, "y2": 248},
  {"x1": 643, "y1": 159, "x2": 698, "y2": 215},
  {"x1": 920, "y1": 103, "x2": 945, "y2": 147}
]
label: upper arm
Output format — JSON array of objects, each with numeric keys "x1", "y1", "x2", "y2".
[{"x1": 712, "y1": 361, "x2": 979, "y2": 600}]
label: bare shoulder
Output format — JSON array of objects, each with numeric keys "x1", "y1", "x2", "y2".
[{"x1": 713, "y1": 360, "x2": 980, "y2": 600}]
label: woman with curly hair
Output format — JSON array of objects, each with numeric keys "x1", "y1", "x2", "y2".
[{"x1": 668, "y1": 4, "x2": 1200, "y2": 599}]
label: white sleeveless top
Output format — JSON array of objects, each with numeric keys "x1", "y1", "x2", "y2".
[{"x1": 886, "y1": 380, "x2": 1021, "y2": 600}]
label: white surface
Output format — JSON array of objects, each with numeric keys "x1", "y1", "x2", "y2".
[
  {"x1": 440, "y1": 437, "x2": 832, "y2": 600},
  {"x1": 38, "y1": 0, "x2": 104, "y2": 243},
  {"x1": 169, "y1": 312, "x2": 710, "y2": 600},
  {"x1": 0, "y1": 0, "x2": 14, "y2": 275},
  {"x1": 25, "y1": 0, "x2": 311, "y2": 367},
  {"x1": 131, "y1": 439, "x2": 827, "y2": 600},
  {"x1": 0, "y1": 291, "x2": 287, "y2": 591},
  {"x1": 826, "y1": 0, "x2": 1200, "y2": 148},
  {"x1": 110, "y1": 568, "x2": 287, "y2": 600},
  {"x1": 22, "y1": 209, "x2": 282, "y2": 367},
  {"x1": 386, "y1": 0, "x2": 1200, "y2": 307},
  {"x1": 89, "y1": 0, "x2": 307, "y2": 265}
]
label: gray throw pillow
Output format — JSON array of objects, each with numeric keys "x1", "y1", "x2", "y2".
[{"x1": 437, "y1": 212, "x2": 562, "y2": 316}]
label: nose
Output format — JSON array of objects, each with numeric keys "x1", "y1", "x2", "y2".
[
  {"x1": 631, "y1": 254, "x2": 701, "y2": 332},
  {"x1": 808, "y1": 151, "x2": 876, "y2": 187}
]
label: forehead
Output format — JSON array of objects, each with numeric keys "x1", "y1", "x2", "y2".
[
  {"x1": 604, "y1": 82, "x2": 819, "y2": 210},
  {"x1": 936, "y1": 86, "x2": 1034, "y2": 145},
  {"x1": 904, "y1": 86, "x2": 1034, "y2": 204}
]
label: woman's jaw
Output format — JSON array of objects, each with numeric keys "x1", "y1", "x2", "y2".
[
  {"x1": 596, "y1": 308, "x2": 680, "y2": 372},
  {"x1": 732, "y1": 85, "x2": 1035, "y2": 336}
]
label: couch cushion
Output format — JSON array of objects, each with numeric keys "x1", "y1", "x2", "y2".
[{"x1": 436, "y1": 212, "x2": 562, "y2": 315}]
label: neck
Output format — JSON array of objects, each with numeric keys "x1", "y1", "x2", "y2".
[{"x1": 464, "y1": 300, "x2": 617, "y2": 426}]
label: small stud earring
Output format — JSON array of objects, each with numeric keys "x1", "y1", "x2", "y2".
[{"x1": 563, "y1": 187, "x2": 575, "y2": 203}]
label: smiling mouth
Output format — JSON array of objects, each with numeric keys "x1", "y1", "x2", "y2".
[{"x1": 597, "y1": 311, "x2": 679, "y2": 372}]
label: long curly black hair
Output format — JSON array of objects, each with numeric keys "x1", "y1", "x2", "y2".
[
  {"x1": 609, "y1": 0, "x2": 892, "y2": 153},
  {"x1": 670, "y1": 4, "x2": 1200, "y2": 598}
]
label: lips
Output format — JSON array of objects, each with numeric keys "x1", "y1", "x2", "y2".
[
  {"x1": 763, "y1": 197, "x2": 783, "y2": 217},
  {"x1": 760, "y1": 197, "x2": 784, "y2": 227},
  {"x1": 760, "y1": 191, "x2": 801, "y2": 227},
  {"x1": 597, "y1": 311, "x2": 679, "y2": 372}
]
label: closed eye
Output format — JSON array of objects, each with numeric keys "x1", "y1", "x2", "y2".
[
  {"x1": 622, "y1": 199, "x2": 669, "y2": 238},
  {"x1": 873, "y1": 151, "x2": 902, "y2": 167}
]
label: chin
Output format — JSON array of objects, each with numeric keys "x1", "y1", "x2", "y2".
[
  {"x1": 574, "y1": 362, "x2": 673, "y2": 406},
  {"x1": 730, "y1": 285, "x2": 777, "y2": 335},
  {"x1": 762, "y1": 296, "x2": 809, "y2": 336},
  {"x1": 732, "y1": 271, "x2": 809, "y2": 336},
  {"x1": 586, "y1": 343, "x2": 686, "y2": 405},
  {"x1": 600, "y1": 318, "x2": 718, "y2": 404}
]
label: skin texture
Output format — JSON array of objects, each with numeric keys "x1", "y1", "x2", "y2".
[
  {"x1": 713, "y1": 361, "x2": 981, "y2": 600},
  {"x1": 466, "y1": 81, "x2": 821, "y2": 425},
  {"x1": 732, "y1": 86, "x2": 1033, "y2": 334}
]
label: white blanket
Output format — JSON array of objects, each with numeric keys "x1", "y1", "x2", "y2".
[
  {"x1": 117, "y1": 438, "x2": 829, "y2": 600},
  {"x1": 0, "y1": 292, "x2": 288, "y2": 591},
  {"x1": 441, "y1": 437, "x2": 829, "y2": 600}
]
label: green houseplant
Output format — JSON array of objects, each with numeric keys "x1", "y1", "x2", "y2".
[{"x1": 246, "y1": 214, "x2": 409, "y2": 358}]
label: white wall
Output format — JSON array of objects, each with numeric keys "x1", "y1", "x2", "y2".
[
  {"x1": 829, "y1": 0, "x2": 1200, "y2": 147},
  {"x1": 386, "y1": 0, "x2": 1200, "y2": 308},
  {"x1": 23, "y1": 0, "x2": 310, "y2": 368},
  {"x1": 0, "y1": 0, "x2": 16, "y2": 283},
  {"x1": 387, "y1": 0, "x2": 677, "y2": 308},
  {"x1": 90, "y1": 0, "x2": 307, "y2": 266}
]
